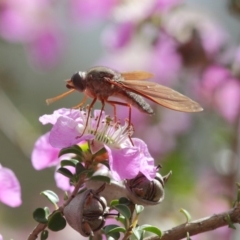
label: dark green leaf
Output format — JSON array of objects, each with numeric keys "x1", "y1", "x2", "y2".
[
  {"x1": 104, "y1": 224, "x2": 126, "y2": 234},
  {"x1": 119, "y1": 197, "x2": 131, "y2": 205},
  {"x1": 58, "y1": 145, "x2": 83, "y2": 157},
  {"x1": 75, "y1": 162, "x2": 86, "y2": 175},
  {"x1": 135, "y1": 205, "x2": 144, "y2": 215},
  {"x1": 40, "y1": 230, "x2": 49, "y2": 240},
  {"x1": 41, "y1": 190, "x2": 59, "y2": 206},
  {"x1": 48, "y1": 212, "x2": 66, "y2": 231},
  {"x1": 90, "y1": 175, "x2": 111, "y2": 183},
  {"x1": 33, "y1": 208, "x2": 48, "y2": 224},
  {"x1": 113, "y1": 204, "x2": 131, "y2": 219},
  {"x1": 57, "y1": 167, "x2": 74, "y2": 179},
  {"x1": 60, "y1": 159, "x2": 79, "y2": 167},
  {"x1": 140, "y1": 224, "x2": 162, "y2": 237}
]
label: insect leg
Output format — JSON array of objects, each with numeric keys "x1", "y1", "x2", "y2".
[
  {"x1": 94, "y1": 99, "x2": 105, "y2": 134},
  {"x1": 72, "y1": 94, "x2": 88, "y2": 109},
  {"x1": 77, "y1": 97, "x2": 97, "y2": 138},
  {"x1": 106, "y1": 100, "x2": 132, "y2": 126},
  {"x1": 106, "y1": 100, "x2": 134, "y2": 146}
]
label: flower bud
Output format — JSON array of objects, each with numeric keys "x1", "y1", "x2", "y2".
[
  {"x1": 125, "y1": 171, "x2": 172, "y2": 205},
  {"x1": 64, "y1": 187, "x2": 109, "y2": 237}
]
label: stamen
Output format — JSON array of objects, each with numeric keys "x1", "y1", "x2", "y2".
[{"x1": 77, "y1": 109, "x2": 134, "y2": 148}]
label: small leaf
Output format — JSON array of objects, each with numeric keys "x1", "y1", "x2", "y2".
[
  {"x1": 100, "y1": 160, "x2": 110, "y2": 169},
  {"x1": 180, "y1": 208, "x2": 192, "y2": 223},
  {"x1": 40, "y1": 230, "x2": 49, "y2": 240},
  {"x1": 64, "y1": 191, "x2": 68, "y2": 201},
  {"x1": 58, "y1": 145, "x2": 83, "y2": 157},
  {"x1": 110, "y1": 199, "x2": 119, "y2": 207},
  {"x1": 132, "y1": 228, "x2": 143, "y2": 240},
  {"x1": 75, "y1": 162, "x2": 86, "y2": 175},
  {"x1": 90, "y1": 175, "x2": 111, "y2": 183},
  {"x1": 225, "y1": 214, "x2": 236, "y2": 229},
  {"x1": 186, "y1": 232, "x2": 192, "y2": 240},
  {"x1": 104, "y1": 224, "x2": 123, "y2": 239},
  {"x1": 140, "y1": 224, "x2": 162, "y2": 237},
  {"x1": 48, "y1": 211, "x2": 66, "y2": 231},
  {"x1": 135, "y1": 205, "x2": 144, "y2": 215},
  {"x1": 44, "y1": 207, "x2": 50, "y2": 218},
  {"x1": 41, "y1": 190, "x2": 59, "y2": 206},
  {"x1": 57, "y1": 167, "x2": 74, "y2": 179},
  {"x1": 113, "y1": 204, "x2": 131, "y2": 219},
  {"x1": 119, "y1": 197, "x2": 131, "y2": 205},
  {"x1": 33, "y1": 208, "x2": 48, "y2": 224},
  {"x1": 60, "y1": 159, "x2": 79, "y2": 167},
  {"x1": 104, "y1": 224, "x2": 126, "y2": 234}
]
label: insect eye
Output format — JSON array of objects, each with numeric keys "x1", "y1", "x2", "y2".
[{"x1": 71, "y1": 72, "x2": 86, "y2": 92}]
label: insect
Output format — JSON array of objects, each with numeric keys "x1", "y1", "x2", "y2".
[{"x1": 46, "y1": 66, "x2": 203, "y2": 134}]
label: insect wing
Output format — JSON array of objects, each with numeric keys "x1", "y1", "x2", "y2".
[
  {"x1": 121, "y1": 80, "x2": 203, "y2": 112},
  {"x1": 121, "y1": 71, "x2": 154, "y2": 80}
]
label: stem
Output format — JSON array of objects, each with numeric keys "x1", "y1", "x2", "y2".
[{"x1": 144, "y1": 203, "x2": 240, "y2": 240}]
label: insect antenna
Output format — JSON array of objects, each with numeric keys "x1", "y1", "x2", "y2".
[{"x1": 46, "y1": 89, "x2": 75, "y2": 105}]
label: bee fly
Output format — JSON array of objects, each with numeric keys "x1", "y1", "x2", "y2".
[{"x1": 46, "y1": 66, "x2": 203, "y2": 134}]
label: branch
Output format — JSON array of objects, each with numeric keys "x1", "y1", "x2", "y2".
[{"x1": 145, "y1": 204, "x2": 240, "y2": 240}]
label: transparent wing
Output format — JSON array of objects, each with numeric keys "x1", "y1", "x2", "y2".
[
  {"x1": 120, "y1": 80, "x2": 203, "y2": 112},
  {"x1": 121, "y1": 71, "x2": 154, "y2": 80}
]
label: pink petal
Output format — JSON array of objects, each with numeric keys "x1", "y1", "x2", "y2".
[
  {"x1": 49, "y1": 116, "x2": 93, "y2": 148},
  {"x1": 107, "y1": 145, "x2": 141, "y2": 181},
  {"x1": 31, "y1": 132, "x2": 59, "y2": 170},
  {"x1": 215, "y1": 79, "x2": 240, "y2": 123},
  {"x1": 39, "y1": 108, "x2": 82, "y2": 125},
  {"x1": 132, "y1": 138, "x2": 157, "y2": 180},
  {"x1": 0, "y1": 165, "x2": 21, "y2": 207}
]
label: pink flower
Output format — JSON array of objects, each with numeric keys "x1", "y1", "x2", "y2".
[
  {"x1": 0, "y1": 165, "x2": 21, "y2": 207},
  {"x1": 31, "y1": 132, "x2": 59, "y2": 170},
  {"x1": 149, "y1": 33, "x2": 182, "y2": 85},
  {"x1": 102, "y1": 21, "x2": 135, "y2": 50},
  {"x1": 200, "y1": 65, "x2": 240, "y2": 123},
  {"x1": 33, "y1": 108, "x2": 157, "y2": 181},
  {"x1": 70, "y1": 0, "x2": 117, "y2": 23}
]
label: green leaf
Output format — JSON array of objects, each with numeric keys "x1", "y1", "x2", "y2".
[
  {"x1": 40, "y1": 230, "x2": 49, "y2": 240},
  {"x1": 135, "y1": 205, "x2": 144, "y2": 215},
  {"x1": 100, "y1": 160, "x2": 110, "y2": 169},
  {"x1": 57, "y1": 167, "x2": 74, "y2": 179},
  {"x1": 48, "y1": 211, "x2": 66, "y2": 231},
  {"x1": 186, "y1": 232, "x2": 192, "y2": 240},
  {"x1": 44, "y1": 207, "x2": 50, "y2": 218},
  {"x1": 104, "y1": 224, "x2": 126, "y2": 234},
  {"x1": 140, "y1": 224, "x2": 162, "y2": 237},
  {"x1": 33, "y1": 208, "x2": 48, "y2": 224},
  {"x1": 64, "y1": 191, "x2": 68, "y2": 201},
  {"x1": 90, "y1": 175, "x2": 111, "y2": 183},
  {"x1": 225, "y1": 214, "x2": 236, "y2": 229},
  {"x1": 60, "y1": 159, "x2": 79, "y2": 167},
  {"x1": 180, "y1": 208, "x2": 192, "y2": 223},
  {"x1": 41, "y1": 190, "x2": 59, "y2": 206},
  {"x1": 103, "y1": 224, "x2": 124, "y2": 239},
  {"x1": 119, "y1": 197, "x2": 131, "y2": 205},
  {"x1": 75, "y1": 162, "x2": 86, "y2": 175},
  {"x1": 113, "y1": 204, "x2": 131, "y2": 219},
  {"x1": 58, "y1": 145, "x2": 83, "y2": 157},
  {"x1": 110, "y1": 199, "x2": 119, "y2": 207},
  {"x1": 132, "y1": 228, "x2": 143, "y2": 240}
]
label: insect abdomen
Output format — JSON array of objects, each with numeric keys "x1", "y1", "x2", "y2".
[{"x1": 118, "y1": 91, "x2": 154, "y2": 115}]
